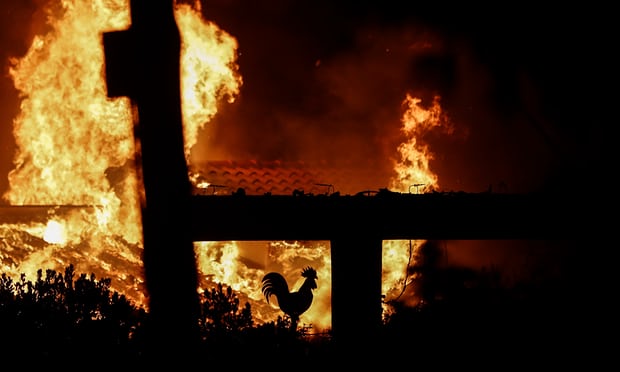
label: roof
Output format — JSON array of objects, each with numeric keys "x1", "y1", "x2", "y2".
[{"x1": 190, "y1": 160, "x2": 393, "y2": 196}]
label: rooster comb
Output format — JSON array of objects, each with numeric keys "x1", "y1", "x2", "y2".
[{"x1": 301, "y1": 266, "x2": 317, "y2": 279}]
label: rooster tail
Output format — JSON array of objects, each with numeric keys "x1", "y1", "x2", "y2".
[{"x1": 261, "y1": 272, "x2": 289, "y2": 304}]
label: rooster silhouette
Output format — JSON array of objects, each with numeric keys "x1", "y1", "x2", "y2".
[{"x1": 261, "y1": 266, "x2": 318, "y2": 329}]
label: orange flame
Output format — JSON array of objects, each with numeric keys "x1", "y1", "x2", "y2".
[
  {"x1": 0, "y1": 0, "x2": 452, "y2": 332},
  {"x1": 1, "y1": 0, "x2": 241, "y2": 310},
  {"x1": 176, "y1": 1, "x2": 242, "y2": 160},
  {"x1": 382, "y1": 93, "x2": 452, "y2": 312},
  {"x1": 194, "y1": 240, "x2": 332, "y2": 332}
]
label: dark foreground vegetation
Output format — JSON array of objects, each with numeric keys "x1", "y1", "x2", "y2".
[
  {"x1": 0, "y1": 264, "x2": 330, "y2": 365},
  {"x1": 0, "y1": 248, "x2": 594, "y2": 368}
]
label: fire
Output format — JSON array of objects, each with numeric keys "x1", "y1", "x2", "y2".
[
  {"x1": 175, "y1": 1, "x2": 242, "y2": 159},
  {"x1": 0, "y1": 0, "x2": 241, "y2": 311},
  {"x1": 389, "y1": 94, "x2": 452, "y2": 194},
  {"x1": 194, "y1": 240, "x2": 332, "y2": 332},
  {"x1": 382, "y1": 93, "x2": 452, "y2": 311},
  {"x1": 43, "y1": 220, "x2": 66, "y2": 244},
  {"x1": 2, "y1": 0, "x2": 145, "y2": 302},
  {"x1": 191, "y1": 93, "x2": 452, "y2": 332},
  {"x1": 0, "y1": 0, "x2": 452, "y2": 333}
]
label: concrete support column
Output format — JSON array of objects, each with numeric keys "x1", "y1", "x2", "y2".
[{"x1": 330, "y1": 233, "x2": 383, "y2": 357}]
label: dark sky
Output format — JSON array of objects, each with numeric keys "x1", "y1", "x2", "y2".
[{"x1": 0, "y1": 0, "x2": 615, "y2": 197}]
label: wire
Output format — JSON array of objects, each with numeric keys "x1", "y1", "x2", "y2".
[{"x1": 393, "y1": 239, "x2": 416, "y2": 302}]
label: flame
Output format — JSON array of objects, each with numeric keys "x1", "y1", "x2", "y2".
[
  {"x1": 43, "y1": 219, "x2": 66, "y2": 244},
  {"x1": 175, "y1": 1, "x2": 242, "y2": 159},
  {"x1": 0, "y1": 0, "x2": 452, "y2": 332},
  {"x1": 194, "y1": 240, "x2": 332, "y2": 333},
  {"x1": 0, "y1": 0, "x2": 241, "y2": 311},
  {"x1": 389, "y1": 94, "x2": 452, "y2": 194},
  {"x1": 382, "y1": 93, "x2": 452, "y2": 312}
]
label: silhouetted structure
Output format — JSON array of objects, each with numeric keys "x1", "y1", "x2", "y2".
[
  {"x1": 189, "y1": 190, "x2": 595, "y2": 354},
  {"x1": 103, "y1": 0, "x2": 200, "y2": 361},
  {"x1": 100, "y1": 0, "x2": 598, "y2": 361},
  {"x1": 262, "y1": 266, "x2": 318, "y2": 331}
]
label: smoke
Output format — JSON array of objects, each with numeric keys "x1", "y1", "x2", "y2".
[
  {"x1": 189, "y1": 1, "x2": 609, "y2": 288},
  {"x1": 193, "y1": 4, "x2": 455, "y2": 187},
  {"x1": 190, "y1": 5, "x2": 500, "y2": 192},
  {"x1": 194, "y1": 1, "x2": 613, "y2": 194},
  {"x1": 444, "y1": 239, "x2": 579, "y2": 286}
]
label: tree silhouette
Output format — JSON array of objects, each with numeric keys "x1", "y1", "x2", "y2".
[
  {"x1": 1, "y1": 264, "x2": 337, "y2": 364},
  {"x1": 0, "y1": 264, "x2": 147, "y2": 360},
  {"x1": 3, "y1": 257, "x2": 576, "y2": 366},
  {"x1": 197, "y1": 282, "x2": 256, "y2": 361},
  {"x1": 198, "y1": 282, "x2": 253, "y2": 338}
]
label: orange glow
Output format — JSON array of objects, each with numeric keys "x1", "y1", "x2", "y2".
[
  {"x1": 194, "y1": 240, "x2": 332, "y2": 332},
  {"x1": 382, "y1": 93, "x2": 452, "y2": 314},
  {"x1": 43, "y1": 220, "x2": 66, "y2": 244},
  {"x1": 0, "y1": 0, "x2": 452, "y2": 332},
  {"x1": 1, "y1": 0, "x2": 241, "y2": 311},
  {"x1": 175, "y1": 1, "x2": 242, "y2": 160},
  {"x1": 389, "y1": 94, "x2": 452, "y2": 194},
  {"x1": 2, "y1": 0, "x2": 145, "y2": 303}
]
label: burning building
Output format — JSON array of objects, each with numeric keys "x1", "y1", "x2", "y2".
[
  {"x1": 0, "y1": 0, "x2": 596, "y2": 356},
  {"x1": 0, "y1": 0, "x2": 450, "y2": 336}
]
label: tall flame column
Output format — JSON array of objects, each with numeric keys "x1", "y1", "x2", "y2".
[{"x1": 103, "y1": 0, "x2": 200, "y2": 358}]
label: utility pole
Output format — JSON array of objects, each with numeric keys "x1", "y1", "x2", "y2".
[{"x1": 103, "y1": 0, "x2": 200, "y2": 361}]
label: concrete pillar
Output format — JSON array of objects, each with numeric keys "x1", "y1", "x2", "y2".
[{"x1": 330, "y1": 233, "x2": 383, "y2": 358}]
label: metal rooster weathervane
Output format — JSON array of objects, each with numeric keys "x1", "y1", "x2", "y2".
[{"x1": 261, "y1": 266, "x2": 318, "y2": 331}]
